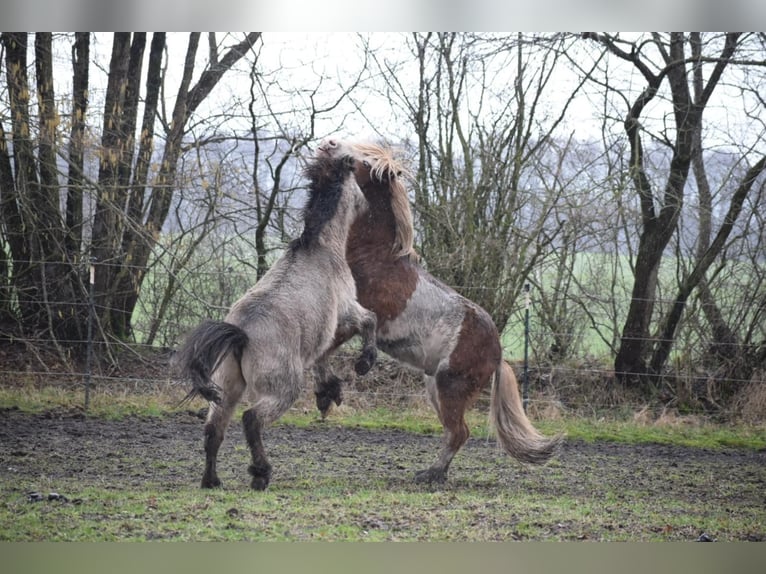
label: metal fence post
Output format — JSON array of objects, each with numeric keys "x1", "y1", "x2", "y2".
[
  {"x1": 84, "y1": 258, "x2": 95, "y2": 411},
  {"x1": 523, "y1": 282, "x2": 530, "y2": 412}
]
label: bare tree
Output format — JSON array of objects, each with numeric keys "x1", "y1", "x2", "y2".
[
  {"x1": 0, "y1": 32, "x2": 260, "y2": 350},
  {"x1": 370, "y1": 33, "x2": 591, "y2": 333},
  {"x1": 134, "y1": 33, "x2": 370, "y2": 346},
  {"x1": 580, "y1": 32, "x2": 766, "y2": 384}
]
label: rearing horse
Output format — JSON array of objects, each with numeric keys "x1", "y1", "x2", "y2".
[
  {"x1": 313, "y1": 138, "x2": 562, "y2": 484},
  {"x1": 175, "y1": 153, "x2": 378, "y2": 491}
]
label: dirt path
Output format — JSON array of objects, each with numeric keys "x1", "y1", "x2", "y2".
[{"x1": 1, "y1": 407, "x2": 764, "y2": 540}]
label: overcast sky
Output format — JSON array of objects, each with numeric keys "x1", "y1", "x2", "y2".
[{"x1": 4, "y1": 1, "x2": 766, "y2": 33}]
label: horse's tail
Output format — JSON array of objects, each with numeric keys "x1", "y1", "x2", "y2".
[
  {"x1": 489, "y1": 360, "x2": 563, "y2": 464},
  {"x1": 174, "y1": 320, "x2": 249, "y2": 405}
]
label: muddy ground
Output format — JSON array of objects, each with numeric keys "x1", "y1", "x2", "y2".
[{"x1": 1, "y1": 406, "x2": 764, "y2": 541}]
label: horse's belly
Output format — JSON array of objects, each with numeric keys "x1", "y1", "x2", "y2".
[{"x1": 378, "y1": 321, "x2": 456, "y2": 376}]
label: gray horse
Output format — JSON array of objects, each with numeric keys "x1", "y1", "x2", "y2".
[{"x1": 174, "y1": 154, "x2": 377, "y2": 490}]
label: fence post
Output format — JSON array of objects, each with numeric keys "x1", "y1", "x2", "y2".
[
  {"x1": 522, "y1": 282, "x2": 530, "y2": 412},
  {"x1": 84, "y1": 258, "x2": 95, "y2": 411}
]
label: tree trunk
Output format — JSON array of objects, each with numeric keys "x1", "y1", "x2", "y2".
[
  {"x1": 587, "y1": 33, "x2": 741, "y2": 383},
  {"x1": 3, "y1": 33, "x2": 40, "y2": 322},
  {"x1": 33, "y1": 32, "x2": 81, "y2": 341},
  {"x1": 650, "y1": 156, "x2": 766, "y2": 372},
  {"x1": 112, "y1": 33, "x2": 166, "y2": 339},
  {"x1": 688, "y1": 32, "x2": 739, "y2": 363},
  {"x1": 115, "y1": 32, "x2": 261, "y2": 336},
  {"x1": 106, "y1": 33, "x2": 147, "y2": 339},
  {"x1": 92, "y1": 33, "x2": 132, "y2": 336},
  {"x1": 65, "y1": 32, "x2": 90, "y2": 259},
  {"x1": 0, "y1": 121, "x2": 16, "y2": 324}
]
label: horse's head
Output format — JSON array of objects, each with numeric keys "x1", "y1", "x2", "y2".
[
  {"x1": 316, "y1": 138, "x2": 415, "y2": 259},
  {"x1": 317, "y1": 138, "x2": 403, "y2": 188},
  {"x1": 299, "y1": 154, "x2": 367, "y2": 250}
]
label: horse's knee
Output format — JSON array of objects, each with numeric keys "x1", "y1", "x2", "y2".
[{"x1": 450, "y1": 421, "x2": 470, "y2": 449}]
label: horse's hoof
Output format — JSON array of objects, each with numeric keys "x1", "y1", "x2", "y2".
[
  {"x1": 354, "y1": 349, "x2": 377, "y2": 375},
  {"x1": 414, "y1": 468, "x2": 447, "y2": 484},
  {"x1": 201, "y1": 476, "x2": 221, "y2": 489},
  {"x1": 315, "y1": 393, "x2": 333, "y2": 418},
  {"x1": 315, "y1": 377, "x2": 343, "y2": 418},
  {"x1": 248, "y1": 463, "x2": 272, "y2": 491}
]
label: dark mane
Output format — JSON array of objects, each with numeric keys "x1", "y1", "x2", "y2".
[{"x1": 294, "y1": 155, "x2": 356, "y2": 249}]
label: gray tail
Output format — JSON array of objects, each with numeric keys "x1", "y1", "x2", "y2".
[{"x1": 174, "y1": 320, "x2": 249, "y2": 405}]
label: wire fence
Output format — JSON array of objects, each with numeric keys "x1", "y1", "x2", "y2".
[{"x1": 1, "y1": 258, "x2": 765, "y2": 420}]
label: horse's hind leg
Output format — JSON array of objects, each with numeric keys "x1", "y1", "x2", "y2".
[
  {"x1": 415, "y1": 374, "x2": 478, "y2": 485},
  {"x1": 243, "y1": 380, "x2": 302, "y2": 490},
  {"x1": 242, "y1": 407, "x2": 271, "y2": 490},
  {"x1": 201, "y1": 378, "x2": 244, "y2": 488}
]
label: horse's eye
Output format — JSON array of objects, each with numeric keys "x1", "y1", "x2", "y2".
[{"x1": 362, "y1": 160, "x2": 371, "y2": 169}]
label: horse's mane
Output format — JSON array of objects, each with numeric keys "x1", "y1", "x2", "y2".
[
  {"x1": 296, "y1": 155, "x2": 355, "y2": 250},
  {"x1": 348, "y1": 141, "x2": 416, "y2": 260}
]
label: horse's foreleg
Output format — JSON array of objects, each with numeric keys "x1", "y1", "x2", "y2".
[
  {"x1": 313, "y1": 358, "x2": 343, "y2": 419},
  {"x1": 313, "y1": 308, "x2": 377, "y2": 418},
  {"x1": 425, "y1": 375, "x2": 443, "y2": 424},
  {"x1": 352, "y1": 307, "x2": 378, "y2": 376}
]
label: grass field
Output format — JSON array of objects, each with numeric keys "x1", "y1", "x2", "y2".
[{"x1": 1, "y1": 384, "x2": 764, "y2": 542}]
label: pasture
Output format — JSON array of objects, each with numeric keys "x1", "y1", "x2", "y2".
[{"x1": 1, "y1": 384, "x2": 764, "y2": 542}]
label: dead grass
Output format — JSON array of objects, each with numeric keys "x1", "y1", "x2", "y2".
[
  {"x1": 732, "y1": 371, "x2": 766, "y2": 424},
  {"x1": 1, "y1": 340, "x2": 764, "y2": 427}
]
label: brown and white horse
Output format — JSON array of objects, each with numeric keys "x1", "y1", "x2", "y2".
[
  {"x1": 174, "y1": 154, "x2": 377, "y2": 490},
  {"x1": 313, "y1": 138, "x2": 562, "y2": 484}
]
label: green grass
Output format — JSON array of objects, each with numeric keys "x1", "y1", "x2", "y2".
[
  {"x1": 285, "y1": 409, "x2": 766, "y2": 451},
  {"x1": 3, "y1": 476, "x2": 762, "y2": 542},
  {"x1": 0, "y1": 383, "x2": 175, "y2": 419},
  {"x1": 548, "y1": 416, "x2": 766, "y2": 450},
  {"x1": 2, "y1": 385, "x2": 764, "y2": 542}
]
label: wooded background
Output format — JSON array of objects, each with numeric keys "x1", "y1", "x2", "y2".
[{"x1": 1, "y1": 33, "x2": 765, "y2": 413}]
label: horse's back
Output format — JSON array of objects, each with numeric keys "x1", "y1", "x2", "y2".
[{"x1": 226, "y1": 249, "x2": 353, "y2": 371}]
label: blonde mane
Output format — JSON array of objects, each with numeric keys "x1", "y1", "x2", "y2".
[{"x1": 348, "y1": 141, "x2": 417, "y2": 260}]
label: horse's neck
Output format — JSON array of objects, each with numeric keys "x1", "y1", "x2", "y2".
[
  {"x1": 347, "y1": 202, "x2": 398, "y2": 269},
  {"x1": 315, "y1": 211, "x2": 355, "y2": 262}
]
